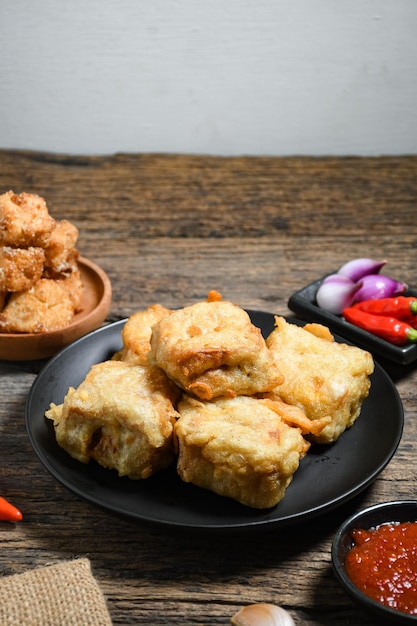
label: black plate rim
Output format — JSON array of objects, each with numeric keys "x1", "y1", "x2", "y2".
[{"x1": 25, "y1": 312, "x2": 404, "y2": 532}]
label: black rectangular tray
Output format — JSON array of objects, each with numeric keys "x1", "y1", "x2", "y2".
[{"x1": 288, "y1": 276, "x2": 417, "y2": 365}]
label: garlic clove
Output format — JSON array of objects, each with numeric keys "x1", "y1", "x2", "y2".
[{"x1": 231, "y1": 603, "x2": 296, "y2": 626}]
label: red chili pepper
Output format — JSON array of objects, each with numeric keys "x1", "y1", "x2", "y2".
[
  {"x1": 408, "y1": 317, "x2": 417, "y2": 330},
  {"x1": 352, "y1": 296, "x2": 417, "y2": 320},
  {"x1": 0, "y1": 496, "x2": 23, "y2": 522},
  {"x1": 343, "y1": 307, "x2": 417, "y2": 345}
]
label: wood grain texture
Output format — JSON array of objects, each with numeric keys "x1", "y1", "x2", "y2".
[{"x1": 0, "y1": 150, "x2": 416, "y2": 625}]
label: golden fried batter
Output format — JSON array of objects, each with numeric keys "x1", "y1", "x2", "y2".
[
  {"x1": 115, "y1": 304, "x2": 173, "y2": 365},
  {"x1": 46, "y1": 360, "x2": 180, "y2": 479},
  {"x1": 175, "y1": 395, "x2": 309, "y2": 509},
  {"x1": 149, "y1": 293, "x2": 283, "y2": 400},
  {"x1": 265, "y1": 317, "x2": 374, "y2": 444},
  {"x1": 0, "y1": 190, "x2": 55, "y2": 247},
  {"x1": 0, "y1": 278, "x2": 74, "y2": 333},
  {"x1": 259, "y1": 396, "x2": 332, "y2": 438},
  {"x1": 0, "y1": 246, "x2": 45, "y2": 292},
  {"x1": 44, "y1": 219, "x2": 79, "y2": 273},
  {"x1": 53, "y1": 267, "x2": 83, "y2": 311},
  {"x1": 0, "y1": 190, "x2": 85, "y2": 334}
]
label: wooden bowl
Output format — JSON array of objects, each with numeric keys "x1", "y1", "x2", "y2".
[{"x1": 0, "y1": 257, "x2": 112, "y2": 361}]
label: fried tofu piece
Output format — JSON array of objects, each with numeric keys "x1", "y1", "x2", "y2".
[
  {"x1": 149, "y1": 292, "x2": 283, "y2": 400},
  {"x1": 115, "y1": 304, "x2": 173, "y2": 365},
  {"x1": 44, "y1": 219, "x2": 79, "y2": 274},
  {"x1": 175, "y1": 395, "x2": 309, "y2": 508},
  {"x1": 0, "y1": 246, "x2": 45, "y2": 292},
  {"x1": 0, "y1": 278, "x2": 74, "y2": 333},
  {"x1": 0, "y1": 190, "x2": 55, "y2": 247},
  {"x1": 265, "y1": 317, "x2": 374, "y2": 444},
  {"x1": 46, "y1": 360, "x2": 180, "y2": 479},
  {"x1": 259, "y1": 396, "x2": 332, "y2": 438}
]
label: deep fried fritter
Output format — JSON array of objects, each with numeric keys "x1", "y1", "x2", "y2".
[
  {"x1": 0, "y1": 190, "x2": 55, "y2": 247},
  {"x1": 175, "y1": 395, "x2": 309, "y2": 508},
  {"x1": 149, "y1": 293, "x2": 283, "y2": 400},
  {"x1": 259, "y1": 396, "x2": 332, "y2": 438},
  {"x1": 53, "y1": 267, "x2": 83, "y2": 311},
  {"x1": 115, "y1": 304, "x2": 173, "y2": 365},
  {"x1": 0, "y1": 278, "x2": 74, "y2": 333},
  {"x1": 265, "y1": 317, "x2": 374, "y2": 444},
  {"x1": 0, "y1": 190, "x2": 84, "y2": 334},
  {"x1": 0, "y1": 246, "x2": 45, "y2": 292},
  {"x1": 44, "y1": 219, "x2": 79, "y2": 273},
  {"x1": 46, "y1": 360, "x2": 180, "y2": 479}
]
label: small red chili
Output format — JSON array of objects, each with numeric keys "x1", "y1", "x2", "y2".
[
  {"x1": 352, "y1": 296, "x2": 417, "y2": 320},
  {"x1": 0, "y1": 496, "x2": 23, "y2": 522},
  {"x1": 343, "y1": 307, "x2": 417, "y2": 345}
]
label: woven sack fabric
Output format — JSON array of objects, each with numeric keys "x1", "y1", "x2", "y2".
[{"x1": 0, "y1": 558, "x2": 113, "y2": 626}]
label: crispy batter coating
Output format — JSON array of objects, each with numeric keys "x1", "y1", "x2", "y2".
[
  {"x1": 0, "y1": 278, "x2": 74, "y2": 333},
  {"x1": 0, "y1": 190, "x2": 55, "y2": 247},
  {"x1": 258, "y1": 396, "x2": 332, "y2": 438},
  {"x1": 0, "y1": 190, "x2": 84, "y2": 334},
  {"x1": 265, "y1": 317, "x2": 374, "y2": 444},
  {"x1": 115, "y1": 304, "x2": 173, "y2": 365},
  {"x1": 53, "y1": 267, "x2": 83, "y2": 311},
  {"x1": 175, "y1": 395, "x2": 309, "y2": 508},
  {"x1": 46, "y1": 360, "x2": 180, "y2": 479},
  {"x1": 149, "y1": 294, "x2": 283, "y2": 400},
  {"x1": 0, "y1": 246, "x2": 45, "y2": 292},
  {"x1": 44, "y1": 219, "x2": 79, "y2": 273}
]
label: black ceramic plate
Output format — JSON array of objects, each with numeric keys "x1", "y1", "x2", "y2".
[
  {"x1": 288, "y1": 278, "x2": 417, "y2": 365},
  {"x1": 25, "y1": 312, "x2": 404, "y2": 532}
]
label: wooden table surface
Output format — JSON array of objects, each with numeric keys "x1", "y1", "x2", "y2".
[{"x1": 0, "y1": 149, "x2": 416, "y2": 625}]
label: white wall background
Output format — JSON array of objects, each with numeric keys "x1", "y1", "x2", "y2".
[{"x1": 0, "y1": 0, "x2": 416, "y2": 156}]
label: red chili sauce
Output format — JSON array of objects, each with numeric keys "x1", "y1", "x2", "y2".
[{"x1": 345, "y1": 521, "x2": 417, "y2": 615}]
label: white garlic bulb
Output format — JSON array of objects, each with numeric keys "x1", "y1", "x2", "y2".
[{"x1": 231, "y1": 603, "x2": 296, "y2": 626}]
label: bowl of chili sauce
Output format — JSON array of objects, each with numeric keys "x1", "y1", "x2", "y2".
[{"x1": 332, "y1": 501, "x2": 417, "y2": 624}]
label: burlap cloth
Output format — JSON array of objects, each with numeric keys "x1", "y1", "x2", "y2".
[{"x1": 0, "y1": 558, "x2": 113, "y2": 626}]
